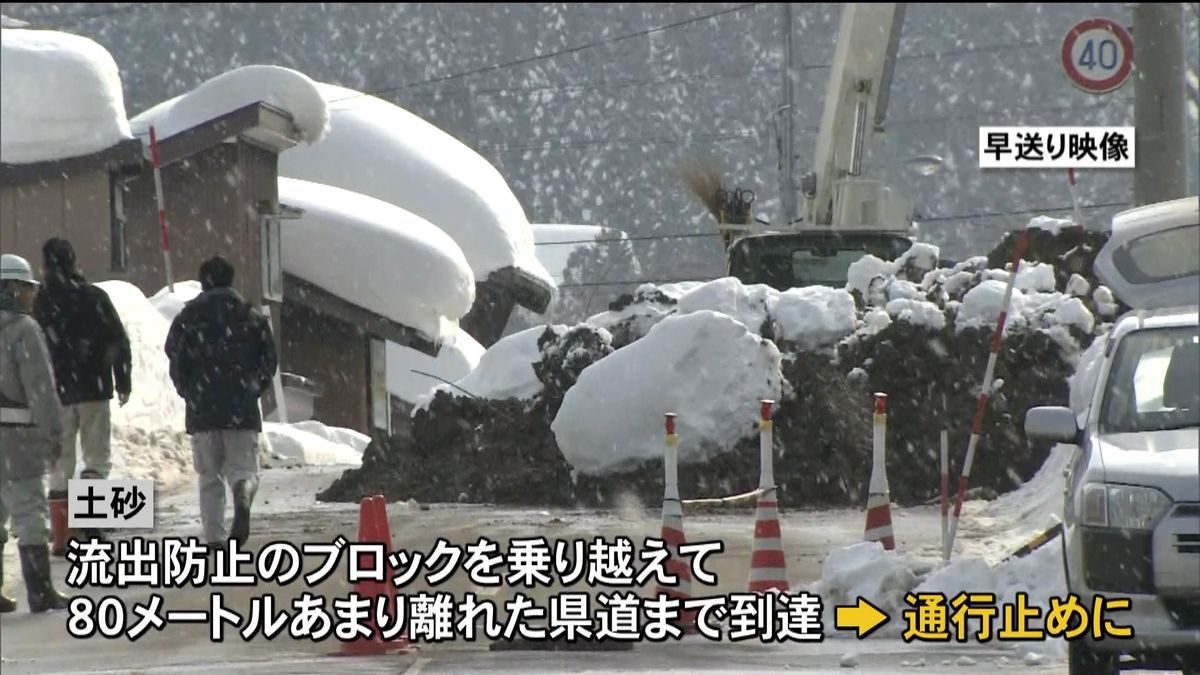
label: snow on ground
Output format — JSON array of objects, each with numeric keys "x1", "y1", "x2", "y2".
[
  {"x1": 552, "y1": 311, "x2": 782, "y2": 475},
  {"x1": 417, "y1": 324, "x2": 554, "y2": 408},
  {"x1": 95, "y1": 281, "x2": 192, "y2": 487},
  {"x1": 262, "y1": 421, "x2": 364, "y2": 467},
  {"x1": 531, "y1": 223, "x2": 606, "y2": 284},
  {"x1": 388, "y1": 326, "x2": 484, "y2": 405},
  {"x1": 278, "y1": 82, "x2": 552, "y2": 287},
  {"x1": 1, "y1": 29, "x2": 132, "y2": 163},
  {"x1": 92, "y1": 281, "x2": 368, "y2": 490},
  {"x1": 148, "y1": 280, "x2": 202, "y2": 322},
  {"x1": 278, "y1": 177, "x2": 475, "y2": 343},
  {"x1": 129, "y1": 64, "x2": 328, "y2": 143}
]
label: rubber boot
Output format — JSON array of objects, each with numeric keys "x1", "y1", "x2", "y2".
[
  {"x1": 229, "y1": 480, "x2": 254, "y2": 547},
  {"x1": 18, "y1": 545, "x2": 69, "y2": 613},
  {"x1": 49, "y1": 492, "x2": 70, "y2": 557},
  {"x1": 1, "y1": 553, "x2": 17, "y2": 613}
]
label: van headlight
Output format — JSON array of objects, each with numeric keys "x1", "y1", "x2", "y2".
[{"x1": 1080, "y1": 483, "x2": 1172, "y2": 530}]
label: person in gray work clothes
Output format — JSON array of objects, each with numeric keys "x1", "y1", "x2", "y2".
[
  {"x1": 0, "y1": 253, "x2": 70, "y2": 613},
  {"x1": 165, "y1": 256, "x2": 277, "y2": 548}
]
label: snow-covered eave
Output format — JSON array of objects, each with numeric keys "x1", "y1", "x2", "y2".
[
  {"x1": 282, "y1": 272, "x2": 440, "y2": 357},
  {"x1": 145, "y1": 101, "x2": 303, "y2": 168},
  {"x1": 484, "y1": 265, "x2": 554, "y2": 314},
  {"x1": 0, "y1": 136, "x2": 142, "y2": 184}
]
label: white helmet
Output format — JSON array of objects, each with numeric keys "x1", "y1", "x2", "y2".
[{"x1": 0, "y1": 254, "x2": 39, "y2": 286}]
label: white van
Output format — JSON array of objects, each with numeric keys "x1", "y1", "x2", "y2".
[{"x1": 1026, "y1": 196, "x2": 1199, "y2": 674}]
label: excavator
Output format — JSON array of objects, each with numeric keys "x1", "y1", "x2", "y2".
[{"x1": 726, "y1": 3, "x2": 918, "y2": 290}]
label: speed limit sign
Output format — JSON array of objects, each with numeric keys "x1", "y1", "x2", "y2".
[{"x1": 1061, "y1": 18, "x2": 1134, "y2": 94}]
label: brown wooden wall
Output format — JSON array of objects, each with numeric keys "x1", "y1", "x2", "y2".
[
  {"x1": 280, "y1": 299, "x2": 369, "y2": 433},
  {"x1": 123, "y1": 141, "x2": 278, "y2": 304},
  {"x1": 0, "y1": 171, "x2": 113, "y2": 281}
]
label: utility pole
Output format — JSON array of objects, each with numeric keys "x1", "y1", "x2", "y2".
[
  {"x1": 1133, "y1": 2, "x2": 1188, "y2": 206},
  {"x1": 778, "y1": 2, "x2": 798, "y2": 227}
]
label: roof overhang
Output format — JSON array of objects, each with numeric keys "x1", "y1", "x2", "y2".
[
  {"x1": 1, "y1": 137, "x2": 144, "y2": 186},
  {"x1": 485, "y1": 265, "x2": 554, "y2": 314},
  {"x1": 150, "y1": 101, "x2": 303, "y2": 167},
  {"x1": 282, "y1": 272, "x2": 439, "y2": 357}
]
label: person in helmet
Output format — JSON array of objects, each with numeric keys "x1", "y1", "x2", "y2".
[
  {"x1": 165, "y1": 256, "x2": 277, "y2": 547},
  {"x1": 33, "y1": 237, "x2": 132, "y2": 556},
  {"x1": 0, "y1": 253, "x2": 70, "y2": 613}
]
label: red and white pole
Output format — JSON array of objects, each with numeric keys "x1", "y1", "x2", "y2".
[
  {"x1": 939, "y1": 428, "x2": 949, "y2": 562},
  {"x1": 1066, "y1": 168, "x2": 1085, "y2": 228},
  {"x1": 148, "y1": 126, "x2": 175, "y2": 293},
  {"x1": 945, "y1": 229, "x2": 1029, "y2": 559},
  {"x1": 863, "y1": 393, "x2": 895, "y2": 550}
]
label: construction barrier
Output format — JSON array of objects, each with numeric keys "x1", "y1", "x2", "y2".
[
  {"x1": 863, "y1": 393, "x2": 895, "y2": 550},
  {"x1": 1002, "y1": 520, "x2": 1064, "y2": 563},
  {"x1": 749, "y1": 400, "x2": 789, "y2": 593}
]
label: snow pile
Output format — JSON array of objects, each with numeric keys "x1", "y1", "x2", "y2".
[
  {"x1": 589, "y1": 277, "x2": 857, "y2": 352},
  {"x1": 956, "y1": 279, "x2": 1094, "y2": 338},
  {"x1": 149, "y1": 280, "x2": 203, "y2": 323},
  {"x1": 773, "y1": 286, "x2": 858, "y2": 349},
  {"x1": 419, "y1": 325, "x2": 553, "y2": 407},
  {"x1": 278, "y1": 83, "x2": 551, "y2": 287},
  {"x1": 129, "y1": 65, "x2": 328, "y2": 143},
  {"x1": 846, "y1": 243, "x2": 940, "y2": 299},
  {"x1": 1, "y1": 29, "x2": 133, "y2": 164},
  {"x1": 552, "y1": 311, "x2": 782, "y2": 475},
  {"x1": 278, "y1": 178, "x2": 475, "y2": 343},
  {"x1": 884, "y1": 298, "x2": 945, "y2": 331},
  {"x1": 1025, "y1": 215, "x2": 1075, "y2": 235},
  {"x1": 1014, "y1": 262, "x2": 1057, "y2": 292},
  {"x1": 531, "y1": 224, "x2": 606, "y2": 284},
  {"x1": 808, "y1": 542, "x2": 923, "y2": 634},
  {"x1": 1068, "y1": 333, "x2": 1107, "y2": 417},
  {"x1": 94, "y1": 281, "x2": 192, "y2": 487},
  {"x1": 676, "y1": 278, "x2": 776, "y2": 335},
  {"x1": 388, "y1": 328, "x2": 484, "y2": 405},
  {"x1": 262, "y1": 422, "x2": 364, "y2": 467}
]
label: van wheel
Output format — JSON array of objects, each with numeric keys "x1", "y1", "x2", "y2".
[{"x1": 1069, "y1": 641, "x2": 1119, "y2": 674}]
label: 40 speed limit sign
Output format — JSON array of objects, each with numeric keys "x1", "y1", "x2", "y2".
[{"x1": 1061, "y1": 18, "x2": 1134, "y2": 94}]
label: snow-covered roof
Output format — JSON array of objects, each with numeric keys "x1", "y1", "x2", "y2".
[
  {"x1": 129, "y1": 65, "x2": 329, "y2": 144},
  {"x1": 278, "y1": 178, "x2": 475, "y2": 343},
  {"x1": 1, "y1": 29, "x2": 133, "y2": 164},
  {"x1": 277, "y1": 83, "x2": 553, "y2": 289}
]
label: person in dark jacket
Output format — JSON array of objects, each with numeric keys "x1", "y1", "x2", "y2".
[
  {"x1": 165, "y1": 256, "x2": 277, "y2": 546},
  {"x1": 33, "y1": 238, "x2": 132, "y2": 556}
]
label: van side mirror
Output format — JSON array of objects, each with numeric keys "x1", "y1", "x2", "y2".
[{"x1": 1025, "y1": 406, "x2": 1080, "y2": 444}]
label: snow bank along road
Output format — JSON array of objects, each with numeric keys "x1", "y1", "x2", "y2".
[{"x1": 0, "y1": 466, "x2": 1173, "y2": 674}]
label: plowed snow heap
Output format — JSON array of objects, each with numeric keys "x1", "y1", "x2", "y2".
[{"x1": 321, "y1": 224, "x2": 1110, "y2": 508}]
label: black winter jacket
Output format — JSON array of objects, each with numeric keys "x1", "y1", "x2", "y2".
[
  {"x1": 165, "y1": 287, "x2": 278, "y2": 434},
  {"x1": 33, "y1": 277, "x2": 132, "y2": 406}
]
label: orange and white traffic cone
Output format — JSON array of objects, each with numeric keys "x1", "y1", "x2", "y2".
[
  {"x1": 657, "y1": 413, "x2": 699, "y2": 633},
  {"x1": 334, "y1": 495, "x2": 412, "y2": 656},
  {"x1": 863, "y1": 393, "x2": 896, "y2": 550},
  {"x1": 749, "y1": 400, "x2": 789, "y2": 593},
  {"x1": 49, "y1": 492, "x2": 69, "y2": 557}
]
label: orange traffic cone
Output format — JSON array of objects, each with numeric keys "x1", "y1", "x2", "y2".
[
  {"x1": 864, "y1": 394, "x2": 896, "y2": 550},
  {"x1": 749, "y1": 400, "x2": 789, "y2": 593},
  {"x1": 333, "y1": 495, "x2": 412, "y2": 656},
  {"x1": 656, "y1": 414, "x2": 699, "y2": 633}
]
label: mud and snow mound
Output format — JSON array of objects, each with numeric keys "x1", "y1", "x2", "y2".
[
  {"x1": 552, "y1": 311, "x2": 782, "y2": 475},
  {"x1": 676, "y1": 278, "x2": 776, "y2": 335},
  {"x1": 773, "y1": 286, "x2": 858, "y2": 349},
  {"x1": 419, "y1": 325, "x2": 557, "y2": 407},
  {"x1": 388, "y1": 327, "x2": 484, "y2": 405},
  {"x1": 1, "y1": 29, "x2": 133, "y2": 163},
  {"x1": 278, "y1": 82, "x2": 551, "y2": 286},
  {"x1": 130, "y1": 65, "x2": 328, "y2": 143}
]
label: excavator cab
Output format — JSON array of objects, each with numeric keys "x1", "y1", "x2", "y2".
[{"x1": 727, "y1": 229, "x2": 913, "y2": 290}]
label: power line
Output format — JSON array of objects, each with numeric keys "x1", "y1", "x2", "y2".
[
  {"x1": 327, "y1": 3, "x2": 766, "y2": 106},
  {"x1": 479, "y1": 129, "x2": 757, "y2": 153},
  {"x1": 535, "y1": 232, "x2": 721, "y2": 247}
]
